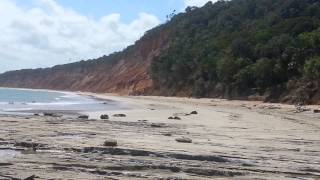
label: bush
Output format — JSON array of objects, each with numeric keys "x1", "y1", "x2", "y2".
[{"x1": 304, "y1": 57, "x2": 320, "y2": 79}]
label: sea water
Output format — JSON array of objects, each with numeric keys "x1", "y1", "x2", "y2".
[{"x1": 0, "y1": 88, "x2": 124, "y2": 114}]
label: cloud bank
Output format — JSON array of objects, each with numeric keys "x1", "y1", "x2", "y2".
[
  {"x1": 0, "y1": 0, "x2": 160, "y2": 73},
  {"x1": 184, "y1": 0, "x2": 216, "y2": 7}
]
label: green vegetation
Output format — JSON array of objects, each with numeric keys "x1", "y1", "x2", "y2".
[{"x1": 150, "y1": 0, "x2": 320, "y2": 98}]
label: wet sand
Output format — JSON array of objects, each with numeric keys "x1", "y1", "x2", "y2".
[{"x1": 0, "y1": 94, "x2": 319, "y2": 179}]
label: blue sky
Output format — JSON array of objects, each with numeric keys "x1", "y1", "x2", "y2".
[
  {"x1": 16, "y1": 0, "x2": 188, "y2": 22},
  {"x1": 0, "y1": 0, "x2": 212, "y2": 73},
  {"x1": 55, "y1": 0, "x2": 184, "y2": 22}
]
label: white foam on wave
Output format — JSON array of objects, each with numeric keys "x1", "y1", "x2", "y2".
[
  {"x1": 29, "y1": 101, "x2": 80, "y2": 106},
  {"x1": 3, "y1": 108, "x2": 33, "y2": 112}
]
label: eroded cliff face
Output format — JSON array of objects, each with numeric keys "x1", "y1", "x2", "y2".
[{"x1": 0, "y1": 29, "x2": 171, "y2": 94}]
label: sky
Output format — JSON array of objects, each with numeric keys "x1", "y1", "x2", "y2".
[{"x1": 0, "y1": 0, "x2": 214, "y2": 73}]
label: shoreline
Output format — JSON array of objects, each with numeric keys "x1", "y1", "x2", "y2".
[{"x1": 2, "y1": 86, "x2": 320, "y2": 107}]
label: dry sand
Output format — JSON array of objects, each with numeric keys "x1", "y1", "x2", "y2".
[{"x1": 0, "y1": 93, "x2": 319, "y2": 179}]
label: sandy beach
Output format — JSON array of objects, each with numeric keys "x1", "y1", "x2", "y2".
[{"x1": 0, "y1": 93, "x2": 320, "y2": 179}]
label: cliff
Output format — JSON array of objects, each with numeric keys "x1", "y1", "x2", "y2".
[{"x1": 0, "y1": 27, "x2": 170, "y2": 95}]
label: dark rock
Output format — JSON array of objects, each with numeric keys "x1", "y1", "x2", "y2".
[
  {"x1": 314, "y1": 109, "x2": 320, "y2": 113},
  {"x1": 78, "y1": 115, "x2": 89, "y2": 119},
  {"x1": 162, "y1": 133, "x2": 172, "y2": 136},
  {"x1": 103, "y1": 140, "x2": 118, "y2": 147},
  {"x1": 175, "y1": 137, "x2": 192, "y2": 143},
  {"x1": 151, "y1": 123, "x2": 166, "y2": 128},
  {"x1": 43, "y1": 112, "x2": 53, "y2": 116},
  {"x1": 15, "y1": 142, "x2": 40, "y2": 148},
  {"x1": 190, "y1": 111, "x2": 198, "y2": 115},
  {"x1": 24, "y1": 175, "x2": 36, "y2": 180},
  {"x1": 171, "y1": 154, "x2": 229, "y2": 162},
  {"x1": 100, "y1": 114, "x2": 109, "y2": 119},
  {"x1": 113, "y1": 114, "x2": 126, "y2": 117},
  {"x1": 33, "y1": 113, "x2": 40, "y2": 116},
  {"x1": 168, "y1": 116, "x2": 181, "y2": 120}
]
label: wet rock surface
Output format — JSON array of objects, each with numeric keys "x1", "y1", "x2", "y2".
[
  {"x1": 100, "y1": 114, "x2": 109, "y2": 119},
  {"x1": 78, "y1": 115, "x2": 89, "y2": 119},
  {"x1": 0, "y1": 97, "x2": 320, "y2": 180}
]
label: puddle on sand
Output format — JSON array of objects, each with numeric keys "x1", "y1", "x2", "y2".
[{"x1": 0, "y1": 150, "x2": 20, "y2": 162}]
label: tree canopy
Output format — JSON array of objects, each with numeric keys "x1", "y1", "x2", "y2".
[{"x1": 150, "y1": 0, "x2": 320, "y2": 99}]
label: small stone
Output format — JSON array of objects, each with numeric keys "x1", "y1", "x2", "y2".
[
  {"x1": 151, "y1": 123, "x2": 165, "y2": 128},
  {"x1": 113, "y1": 114, "x2": 126, "y2": 117},
  {"x1": 103, "y1": 139, "x2": 117, "y2": 147},
  {"x1": 175, "y1": 137, "x2": 192, "y2": 143},
  {"x1": 100, "y1": 114, "x2": 109, "y2": 119},
  {"x1": 190, "y1": 111, "x2": 198, "y2": 115}
]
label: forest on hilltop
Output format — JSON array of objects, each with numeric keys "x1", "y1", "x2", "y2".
[{"x1": 150, "y1": 0, "x2": 320, "y2": 104}]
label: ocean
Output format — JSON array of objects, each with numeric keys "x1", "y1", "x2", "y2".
[{"x1": 0, "y1": 88, "x2": 123, "y2": 114}]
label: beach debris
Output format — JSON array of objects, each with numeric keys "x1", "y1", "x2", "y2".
[
  {"x1": 175, "y1": 137, "x2": 192, "y2": 143},
  {"x1": 113, "y1": 114, "x2": 126, "y2": 117},
  {"x1": 190, "y1": 111, "x2": 198, "y2": 115},
  {"x1": 314, "y1": 109, "x2": 320, "y2": 113},
  {"x1": 100, "y1": 114, "x2": 109, "y2": 120},
  {"x1": 151, "y1": 123, "x2": 166, "y2": 128},
  {"x1": 103, "y1": 139, "x2": 118, "y2": 147},
  {"x1": 43, "y1": 112, "x2": 62, "y2": 117},
  {"x1": 294, "y1": 105, "x2": 310, "y2": 113},
  {"x1": 168, "y1": 116, "x2": 181, "y2": 120},
  {"x1": 78, "y1": 115, "x2": 89, "y2": 119},
  {"x1": 15, "y1": 141, "x2": 40, "y2": 153}
]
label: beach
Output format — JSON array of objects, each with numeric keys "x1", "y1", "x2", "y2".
[{"x1": 0, "y1": 93, "x2": 320, "y2": 179}]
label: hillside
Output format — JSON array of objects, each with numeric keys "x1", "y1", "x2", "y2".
[{"x1": 1, "y1": 0, "x2": 320, "y2": 104}]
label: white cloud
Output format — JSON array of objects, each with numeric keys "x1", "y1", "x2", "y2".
[
  {"x1": 0, "y1": 0, "x2": 160, "y2": 73},
  {"x1": 184, "y1": 0, "x2": 216, "y2": 7}
]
